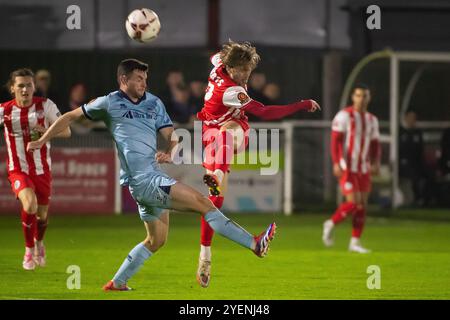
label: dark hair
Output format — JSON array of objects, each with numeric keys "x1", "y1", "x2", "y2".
[
  {"x1": 117, "y1": 58, "x2": 148, "y2": 83},
  {"x1": 220, "y1": 40, "x2": 260, "y2": 70},
  {"x1": 352, "y1": 83, "x2": 370, "y2": 94},
  {"x1": 6, "y1": 68, "x2": 34, "y2": 88},
  {"x1": 5, "y1": 68, "x2": 35, "y2": 97}
]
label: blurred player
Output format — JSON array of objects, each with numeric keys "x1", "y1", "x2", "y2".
[
  {"x1": 196, "y1": 41, "x2": 321, "y2": 287},
  {"x1": 322, "y1": 84, "x2": 381, "y2": 253},
  {"x1": 27, "y1": 58, "x2": 276, "y2": 291},
  {"x1": 0, "y1": 68, "x2": 70, "y2": 270}
]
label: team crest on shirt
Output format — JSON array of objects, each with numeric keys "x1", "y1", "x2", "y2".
[
  {"x1": 36, "y1": 109, "x2": 45, "y2": 119},
  {"x1": 344, "y1": 182, "x2": 353, "y2": 191},
  {"x1": 237, "y1": 92, "x2": 250, "y2": 105},
  {"x1": 14, "y1": 180, "x2": 21, "y2": 190}
]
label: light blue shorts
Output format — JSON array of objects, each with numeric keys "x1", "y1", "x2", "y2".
[{"x1": 128, "y1": 173, "x2": 177, "y2": 222}]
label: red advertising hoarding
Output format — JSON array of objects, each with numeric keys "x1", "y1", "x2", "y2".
[{"x1": 0, "y1": 148, "x2": 116, "y2": 215}]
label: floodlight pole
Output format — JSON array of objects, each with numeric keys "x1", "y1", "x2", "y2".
[{"x1": 390, "y1": 55, "x2": 400, "y2": 209}]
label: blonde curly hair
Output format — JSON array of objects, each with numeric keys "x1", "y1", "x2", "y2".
[{"x1": 220, "y1": 40, "x2": 260, "y2": 70}]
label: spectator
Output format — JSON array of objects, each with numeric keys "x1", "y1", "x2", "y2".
[
  {"x1": 67, "y1": 83, "x2": 104, "y2": 134},
  {"x1": 34, "y1": 69, "x2": 60, "y2": 105},
  {"x1": 189, "y1": 80, "x2": 207, "y2": 114},
  {"x1": 262, "y1": 82, "x2": 283, "y2": 105},
  {"x1": 399, "y1": 111, "x2": 432, "y2": 206},
  {"x1": 168, "y1": 84, "x2": 196, "y2": 125},
  {"x1": 161, "y1": 70, "x2": 185, "y2": 106},
  {"x1": 247, "y1": 72, "x2": 267, "y2": 104},
  {"x1": 438, "y1": 126, "x2": 450, "y2": 176},
  {"x1": 247, "y1": 72, "x2": 268, "y2": 122}
]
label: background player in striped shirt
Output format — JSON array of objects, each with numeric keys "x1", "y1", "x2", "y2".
[
  {"x1": 0, "y1": 68, "x2": 70, "y2": 270},
  {"x1": 196, "y1": 41, "x2": 321, "y2": 287},
  {"x1": 322, "y1": 84, "x2": 381, "y2": 253}
]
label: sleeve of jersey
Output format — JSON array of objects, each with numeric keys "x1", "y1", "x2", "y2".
[
  {"x1": 331, "y1": 111, "x2": 348, "y2": 166},
  {"x1": 210, "y1": 53, "x2": 221, "y2": 67},
  {"x1": 242, "y1": 99, "x2": 313, "y2": 120},
  {"x1": 44, "y1": 99, "x2": 62, "y2": 124},
  {"x1": 222, "y1": 86, "x2": 253, "y2": 109},
  {"x1": 81, "y1": 96, "x2": 109, "y2": 121},
  {"x1": 331, "y1": 110, "x2": 348, "y2": 133},
  {"x1": 155, "y1": 99, "x2": 173, "y2": 131},
  {"x1": 331, "y1": 131, "x2": 344, "y2": 165}
]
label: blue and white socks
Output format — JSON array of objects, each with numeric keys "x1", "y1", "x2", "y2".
[
  {"x1": 112, "y1": 242, "x2": 152, "y2": 287},
  {"x1": 204, "y1": 209, "x2": 254, "y2": 249}
]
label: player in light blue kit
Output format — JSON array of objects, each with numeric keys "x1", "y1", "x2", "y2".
[{"x1": 27, "y1": 59, "x2": 276, "y2": 291}]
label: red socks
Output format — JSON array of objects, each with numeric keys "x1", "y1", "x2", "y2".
[
  {"x1": 352, "y1": 207, "x2": 366, "y2": 238},
  {"x1": 331, "y1": 202, "x2": 357, "y2": 224},
  {"x1": 35, "y1": 216, "x2": 48, "y2": 241},
  {"x1": 200, "y1": 195, "x2": 224, "y2": 246},
  {"x1": 21, "y1": 209, "x2": 37, "y2": 248}
]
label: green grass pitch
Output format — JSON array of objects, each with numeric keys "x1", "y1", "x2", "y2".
[{"x1": 0, "y1": 212, "x2": 449, "y2": 299}]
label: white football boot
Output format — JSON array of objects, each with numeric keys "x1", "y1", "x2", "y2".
[
  {"x1": 322, "y1": 219, "x2": 335, "y2": 247},
  {"x1": 349, "y1": 237, "x2": 371, "y2": 253}
]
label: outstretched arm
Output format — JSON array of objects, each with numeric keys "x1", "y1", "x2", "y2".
[
  {"x1": 243, "y1": 99, "x2": 320, "y2": 121},
  {"x1": 27, "y1": 107, "x2": 84, "y2": 152}
]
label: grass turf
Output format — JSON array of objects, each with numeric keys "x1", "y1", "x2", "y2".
[{"x1": 0, "y1": 212, "x2": 449, "y2": 300}]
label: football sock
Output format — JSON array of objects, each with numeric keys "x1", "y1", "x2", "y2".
[
  {"x1": 112, "y1": 242, "x2": 152, "y2": 287},
  {"x1": 203, "y1": 209, "x2": 254, "y2": 250},
  {"x1": 200, "y1": 245, "x2": 211, "y2": 261},
  {"x1": 21, "y1": 209, "x2": 37, "y2": 249},
  {"x1": 35, "y1": 216, "x2": 48, "y2": 241},
  {"x1": 352, "y1": 207, "x2": 366, "y2": 238},
  {"x1": 200, "y1": 195, "x2": 223, "y2": 247},
  {"x1": 213, "y1": 169, "x2": 225, "y2": 184},
  {"x1": 331, "y1": 202, "x2": 357, "y2": 224}
]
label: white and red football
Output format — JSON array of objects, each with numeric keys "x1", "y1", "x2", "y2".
[{"x1": 125, "y1": 8, "x2": 161, "y2": 43}]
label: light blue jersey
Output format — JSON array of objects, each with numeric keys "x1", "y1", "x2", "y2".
[{"x1": 82, "y1": 90, "x2": 176, "y2": 221}]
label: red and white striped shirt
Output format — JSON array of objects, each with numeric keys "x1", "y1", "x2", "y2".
[
  {"x1": 0, "y1": 97, "x2": 61, "y2": 176},
  {"x1": 331, "y1": 106, "x2": 380, "y2": 174}
]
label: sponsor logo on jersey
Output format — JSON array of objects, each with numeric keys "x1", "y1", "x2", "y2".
[
  {"x1": 344, "y1": 182, "x2": 353, "y2": 191},
  {"x1": 36, "y1": 110, "x2": 45, "y2": 119},
  {"x1": 122, "y1": 110, "x2": 157, "y2": 120},
  {"x1": 237, "y1": 92, "x2": 250, "y2": 105}
]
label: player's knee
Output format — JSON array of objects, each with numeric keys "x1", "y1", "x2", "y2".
[
  {"x1": 197, "y1": 194, "x2": 215, "y2": 212},
  {"x1": 22, "y1": 196, "x2": 38, "y2": 214},
  {"x1": 143, "y1": 235, "x2": 166, "y2": 252}
]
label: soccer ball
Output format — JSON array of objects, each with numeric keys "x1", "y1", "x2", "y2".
[{"x1": 125, "y1": 8, "x2": 161, "y2": 43}]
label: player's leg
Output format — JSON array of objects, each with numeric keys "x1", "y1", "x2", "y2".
[
  {"x1": 104, "y1": 210, "x2": 169, "y2": 291},
  {"x1": 322, "y1": 172, "x2": 359, "y2": 247},
  {"x1": 34, "y1": 205, "x2": 48, "y2": 266},
  {"x1": 17, "y1": 188, "x2": 39, "y2": 270},
  {"x1": 203, "y1": 120, "x2": 245, "y2": 195},
  {"x1": 348, "y1": 190, "x2": 370, "y2": 253},
  {"x1": 197, "y1": 169, "x2": 228, "y2": 287},
  {"x1": 170, "y1": 181, "x2": 275, "y2": 257},
  {"x1": 33, "y1": 174, "x2": 51, "y2": 267}
]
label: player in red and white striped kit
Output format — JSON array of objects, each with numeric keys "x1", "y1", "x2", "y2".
[
  {"x1": 0, "y1": 68, "x2": 70, "y2": 270},
  {"x1": 196, "y1": 41, "x2": 320, "y2": 287},
  {"x1": 322, "y1": 84, "x2": 381, "y2": 253}
]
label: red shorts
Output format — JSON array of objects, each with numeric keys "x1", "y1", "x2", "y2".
[
  {"x1": 202, "y1": 119, "x2": 250, "y2": 172},
  {"x1": 339, "y1": 171, "x2": 371, "y2": 195},
  {"x1": 8, "y1": 171, "x2": 52, "y2": 205}
]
